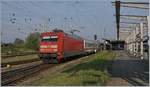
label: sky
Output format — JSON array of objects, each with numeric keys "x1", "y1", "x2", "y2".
[{"x1": 1, "y1": 0, "x2": 149, "y2": 43}]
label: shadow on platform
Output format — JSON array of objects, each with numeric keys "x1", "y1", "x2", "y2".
[{"x1": 107, "y1": 59, "x2": 149, "y2": 86}]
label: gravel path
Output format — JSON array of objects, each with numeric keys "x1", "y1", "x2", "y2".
[{"x1": 107, "y1": 51, "x2": 149, "y2": 86}]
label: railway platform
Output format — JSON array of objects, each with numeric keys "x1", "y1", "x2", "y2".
[{"x1": 107, "y1": 50, "x2": 149, "y2": 86}]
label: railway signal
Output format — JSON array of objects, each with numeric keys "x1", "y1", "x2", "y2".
[{"x1": 94, "y1": 34, "x2": 97, "y2": 40}]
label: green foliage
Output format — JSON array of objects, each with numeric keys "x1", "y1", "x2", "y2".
[
  {"x1": 25, "y1": 32, "x2": 40, "y2": 51},
  {"x1": 13, "y1": 38, "x2": 26, "y2": 51}
]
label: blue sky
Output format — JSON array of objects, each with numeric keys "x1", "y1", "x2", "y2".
[{"x1": 1, "y1": 0, "x2": 149, "y2": 43}]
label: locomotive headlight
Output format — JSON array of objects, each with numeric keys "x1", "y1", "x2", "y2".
[
  {"x1": 53, "y1": 49, "x2": 58, "y2": 52},
  {"x1": 40, "y1": 45, "x2": 48, "y2": 48},
  {"x1": 47, "y1": 45, "x2": 51, "y2": 48},
  {"x1": 51, "y1": 45, "x2": 58, "y2": 48}
]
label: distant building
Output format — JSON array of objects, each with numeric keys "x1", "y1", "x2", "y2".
[{"x1": 110, "y1": 40, "x2": 125, "y2": 50}]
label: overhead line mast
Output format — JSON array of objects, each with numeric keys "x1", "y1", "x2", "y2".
[{"x1": 115, "y1": 0, "x2": 120, "y2": 40}]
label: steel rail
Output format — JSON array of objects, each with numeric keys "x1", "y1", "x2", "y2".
[{"x1": 1, "y1": 63, "x2": 55, "y2": 86}]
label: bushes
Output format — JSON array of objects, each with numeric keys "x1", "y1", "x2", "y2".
[
  {"x1": 1, "y1": 32, "x2": 40, "y2": 54},
  {"x1": 25, "y1": 32, "x2": 40, "y2": 51},
  {"x1": 1, "y1": 43, "x2": 18, "y2": 54}
]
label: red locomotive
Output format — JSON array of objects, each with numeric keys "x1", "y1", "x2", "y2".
[{"x1": 39, "y1": 30, "x2": 98, "y2": 63}]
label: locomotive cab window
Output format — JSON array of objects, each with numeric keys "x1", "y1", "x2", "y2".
[{"x1": 41, "y1": 36, "x2": 58, "y2": 42}]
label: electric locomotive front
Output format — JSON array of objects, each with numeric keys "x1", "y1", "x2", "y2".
[{"x1": 39, "y1": 32, "x2": 63, "y2": 63}]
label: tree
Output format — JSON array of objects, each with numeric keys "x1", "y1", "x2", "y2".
[
  {"x1": 14, "y1": 38, "x2": 24, "y2": 44},
  {"x1": 25, "y1": 32, "x2": 40, "y2": 50}
]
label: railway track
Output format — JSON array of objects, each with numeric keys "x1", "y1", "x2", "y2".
[
  {"x1": 1, "y1": 62, "x2": 55, "y2": 86},
  {"x1": 1, "y1": 53, "x2": 96, "y2": 86}
]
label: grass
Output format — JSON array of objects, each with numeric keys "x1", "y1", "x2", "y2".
[
  {"x1": 35, "y1": 51, "x2": 116, "y2": 86},
  {"x1": 1, "y1": 54, "x2": 39, "y2": 63},
  {"x1": 1, "y1": 44, "x2": 36, "y2": 55}
]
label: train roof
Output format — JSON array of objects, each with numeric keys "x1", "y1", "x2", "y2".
[
  {"x1": 41, "y1": 31, "x2": 83, "y2": 40},
  {"x1": 65, "y1": 33, "x2": 83, "y2": 40}
]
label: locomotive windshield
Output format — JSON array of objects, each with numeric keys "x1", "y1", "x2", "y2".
[{"x1": 41, "y1": 36, "x2": 58, "y2": 42}]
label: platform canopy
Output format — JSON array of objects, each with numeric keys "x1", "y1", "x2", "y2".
[
  {"x1": 112, "y1": 1, "x2": 149, "y2": 9},
  {"x1": 120, "y1": 15, "x2": 148, "y2": 22},
  {"x1": 120, "y1": 22, "x2": 148, "y2": 25},
  {"x1": 112, "y1": 1, "x2": 149, "y2": 40}
]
